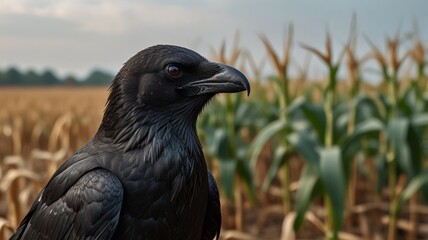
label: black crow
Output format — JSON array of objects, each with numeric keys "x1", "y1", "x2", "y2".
[{"x1": 11, "y1": 45, "x2": 250, "y2": 240}]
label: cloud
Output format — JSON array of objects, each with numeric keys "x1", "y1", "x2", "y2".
[
  {"x1": 0, "y1": 0, "x2": 238, "y2": 77},
  {"x1": 0, "y1": 0, "x2": 216, "y2": 35}
]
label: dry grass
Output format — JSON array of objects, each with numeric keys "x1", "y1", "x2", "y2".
[
  {"x1": 0, "y1": 87, "x2": 107, "y2": 239},
  {"x1": 0, "y1": 87, "x2": 106, "y2": 158}
]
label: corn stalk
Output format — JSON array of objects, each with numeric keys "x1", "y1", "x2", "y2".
[
  {"x1": 257, "y1": 24, "x2": 294, "y2": 213},
  {"x1": 301, "y1": 32, "x2": 345, "y2": 240}
]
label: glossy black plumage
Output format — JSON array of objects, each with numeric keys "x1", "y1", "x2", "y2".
[{"x1": 11, "y1": 45, "x2": 249, "y2": 240}]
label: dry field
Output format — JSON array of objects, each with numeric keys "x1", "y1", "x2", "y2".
[{"x1": 0, "y1": 87, "x2": 108, "y2": 239}]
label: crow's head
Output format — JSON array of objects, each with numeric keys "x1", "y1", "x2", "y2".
[
  {"x1": 116, "y1": 45, "x2": 249, "y2": 107},
  {"x1": 99, "y1": 45, "x2": 250, "y2": 142}
]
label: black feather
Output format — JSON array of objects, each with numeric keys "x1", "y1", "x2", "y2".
[{"x1": 12, "y1": 45, "x2": 249, "y2": 240}]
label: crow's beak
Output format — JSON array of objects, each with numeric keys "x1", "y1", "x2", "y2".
[{"x1": 177, "y1": 63, "x2": 250, "y2": 97}]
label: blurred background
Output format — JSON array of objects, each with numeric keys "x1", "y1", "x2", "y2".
[{"x1": 1, "y1": 0, "x2": 428, "y2": 239}]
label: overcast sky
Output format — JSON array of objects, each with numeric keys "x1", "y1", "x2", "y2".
[{"x1": 0, "y1": 0, "x2": 427, "y2": 81}]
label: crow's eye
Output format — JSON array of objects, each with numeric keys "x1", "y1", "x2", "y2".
[{"x1": 166, "y1": 64, "x2": 182, "y2": 78}]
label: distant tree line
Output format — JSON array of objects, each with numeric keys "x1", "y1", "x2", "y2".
[{"x1": 0, "y1": 67, "x2": 114, "y2": 86}]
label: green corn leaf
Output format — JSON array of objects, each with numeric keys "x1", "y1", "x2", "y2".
[
  {"x1": 375, "y1": 154, "x2": 388, "y2": 193},
  {"x1": 200, "y1": 124, "x2": 215, "y2": 149},
  {"x1": 319, "y1": 146, "x2": 346, "y2": 231},
  {"x1": 301, "y1": 102, "x2": 326, "y2": 143},
  {"x1": 285, "y1": 96, "x2": 306, "y2": 116},
  {"x1": 289, "y1": 131, "x2": 320, "y2": 165},
  {"x1": 249, "y1": 119, "x2": 287, "y2": 168},
  {"x1": 407, "y1": 122, "x2": 423, "y2": 175},
  {"x1": 387, "y1": 119, "x2": 415, "y2": 179},
  {"x1": 398, "y1": 86, "x2": 416, "y2": 116},
  {"x1": 237, "y1": 158, "x2": 256, "y2": 203},
  {"x1": 235, "y1": 101, "x2": 252, "y2": 129},
  {"x1": 354, "y1": 94, "x2": 386, "y2": 122},
  {"x1": 340, "y1": 118, "x2": 385, "y2": 178},
  {"x1": 293, "y1": 164, "x2": 321, "y2": 231},
  {"x1": 208, "y1": 128, "x2": 228, "y2": 159},
  {"x1": 233, "y1": 92, "x2": 242, "y2": 112},
  {"x1": 334, "y1": 111, "x2": 349, "y2": 139},
  {"x1": 394, "y1": 169, "x2": 428, "y2": 213},
  {"x1": 398, "y1": 85, "x2": 425, "y2": 117},
  {"x1": 340, "y1": 118, "x2": 384, "y2": 147},
  {"x1": 412, "y1": 113, "x2": 428, "y2": 127},
  {"x1": 261, "y1": 145, "x2": 288, "y2": 192},
  {"x1": 410, "y1": 114, "x2": 428, "y2": 200},
  {"x1": 219, "y1": 158, "x2": 237, "y2": 200}
]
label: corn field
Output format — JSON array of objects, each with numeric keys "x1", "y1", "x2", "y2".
[{"x1": 1, "y1": 24, "x2": 428, "y2": 240}]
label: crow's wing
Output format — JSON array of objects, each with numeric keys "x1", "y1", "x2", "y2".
[
  {"x1": 12, "y1": 166, "x2": 123, "y2": 240},
  {"x1": 202, "y1": 171, "x2": 221, "y2": 240}
]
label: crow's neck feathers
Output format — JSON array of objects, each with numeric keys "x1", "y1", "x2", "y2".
[{"x1": 98, "y1": 73, "x2": 208, "y2": 158}]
